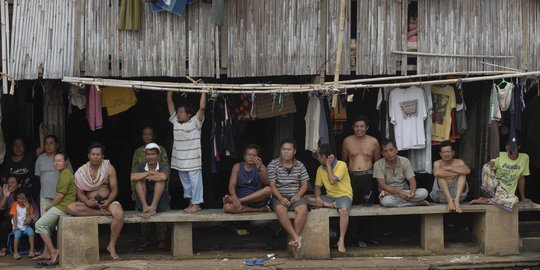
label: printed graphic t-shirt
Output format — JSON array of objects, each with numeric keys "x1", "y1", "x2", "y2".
[
  {"x1": 493, "y1": 152, "x2": 530, "y2": 195},
  {"x1": 389, "y1": 87, "x2": 427, "y2": 150},
  {"x1": 432, "y1": 85, "x2": 456, "y2": 142}
]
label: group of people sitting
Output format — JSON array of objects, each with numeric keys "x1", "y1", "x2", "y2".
[{"x1": 0, "y1": 93, "x2": 531, "y2": 266}]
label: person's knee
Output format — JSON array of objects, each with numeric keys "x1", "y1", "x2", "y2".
[
  {"x1": 295, "y1": 205, "x2": 308, "y2": 216},
  {"x1": 338, "y1": 208, "x2": 349, "y2": 216},
  {"x1": 223, "y1": 203, "x2": 236, "y2": 213},
  {"x1": 110, "y1": 204, "x2": 124, "y2": 219},
  {"x1": 66, "y1": 203, "x2": 79, "y2": 215},
  {"x1": 380, "y1": 197, "x2": 392, "y2": 207},
  {"x1": 416, "y1": 188, "x2": 428, "y2": 200}
]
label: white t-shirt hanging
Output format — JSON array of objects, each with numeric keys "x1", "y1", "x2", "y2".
[{"x1": 389, "y1": 87, "x2": 427, "y2": 150}]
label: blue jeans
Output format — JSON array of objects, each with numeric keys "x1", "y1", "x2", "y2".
[
  {"x1": 178, "y1": 169, "x2": 204, "y2": 204},
  {"x1": 13, "y1": 226, "x2": 34, "y2": 238}
]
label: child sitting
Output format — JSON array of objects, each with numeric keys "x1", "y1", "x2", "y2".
[{"x1": 9, "y1": 189, "x2": 36, "y2": 259}]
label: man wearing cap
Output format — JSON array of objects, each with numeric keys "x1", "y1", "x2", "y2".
[
  {"x1": 470, "y1": 138, "x2": 530, "y2": 210},
  {"x1": 130, "y1": 143, "x2": 170, "y2": 218},
  {"x1": 67, "y1": 142, "x2": 124, "y2": 260}
]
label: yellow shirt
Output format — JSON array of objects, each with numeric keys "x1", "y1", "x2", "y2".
[
  {"x1": 100, "y1": 87, "x2": 137, "y2": 116},
  {"x1": 431, "y1": 85, "x2": 456, "y2": 142},
  {"x1": 315, "y1": 160, "x2": 353, "y2": 199},
  {"x1": 493, "y1": 152, "x2": 530, "y2": 195}
]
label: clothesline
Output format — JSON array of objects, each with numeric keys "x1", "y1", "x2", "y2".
[{"x1": 62, "y1": 70, "x2": 540, "y2": 94}]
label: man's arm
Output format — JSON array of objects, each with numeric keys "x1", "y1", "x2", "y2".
[
  {"x1": 146, "y1": 171, "x2": 167, "y2": 182},
  {"x1": 407, "y1": 177, "x2": 417, "y2": 197},
  {"x1": 341, "y1": 139, "x2": 349, "y2": 163},
  {"x1": 35, "y1": 123, "x2": 45, "y2": 156},
  {"x1": 433, "y1": 160, "x2": 456, "y2": 178},
  {"x1": 295, "y1": 180, "x2": 309, "y2": 198},
  {"x1": 449, "y1": 160, "x2": 471, "y2": 175},
  {"x1": 104, "y1": 166, "x2": 119, "y2": 206},
  {"x1": 518, "y1": 176, "x2": 529, "y2": 201},
  {"x1": 131, "y1": 171, "x2": 149, "y2": 182},
  {"x1": 197, "y1": 93, "x2": 207, "y2": 122},
  {"x1": 373, "y1": 139, "x2": 382, "y2": 161},
  {"x1": 166, "y1": 91, "x2": 175, "y2": 117},
  {"x1": 376, "y1": 177, "x2": 401, "y2": 196}
]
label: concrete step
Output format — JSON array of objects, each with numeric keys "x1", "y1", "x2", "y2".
[{"x1": 520, "y1": 237, "x2": 540, "y2": 252}]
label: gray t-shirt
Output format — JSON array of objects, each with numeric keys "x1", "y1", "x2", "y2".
[
  {"x1": 373, "y1": 156, "x2": 415, "y2": 191},
  {"x1": 267, "y1": 158, "x2": 309, "y2": 197},
  {"x1": 35, "y1": 153, "x2": 73, "y2": 199}
]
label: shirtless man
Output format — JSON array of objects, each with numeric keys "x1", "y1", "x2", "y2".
[
  {"x1": 430, "y1": 140, "x2": 470, "y2": 213},
  {"x1": 67, "y1": 142, "x2": 124, "y2": 260},
  {"x1": 341, "y1": 116, "x2": 381, "y2": 247},
  {"x1": 341, "y1": 116, "x2": 381, "y2": 205}
]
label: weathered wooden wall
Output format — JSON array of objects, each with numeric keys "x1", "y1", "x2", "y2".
[
  {"x1": 7, "y1": 0, "x2": 540, "y2": 80},
  {"x1": 527, "y1": 0, "x2": 539, "y2": 71},
  {"x1": 417, "y1": 0, "x2": 523, "y2": 73},
  {"x1": 356, "y1": 0, "x2": 402, "y2": 75},
  {"x1": 121, "y1": 1, "x2": 188, "y2": 77},
  {"x1": 10, "y1": 0, "x2": 76, "y2": 80},
  {"x1": 226, "y1": 0, "x2": 322, "y2": 77}
]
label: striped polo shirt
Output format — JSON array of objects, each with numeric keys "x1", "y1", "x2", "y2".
[
  {"x1": 169, "y1": 113, "x2": 203, "y2": 171},
  {"x1": 267, "y1": 158, "x2": 309, "y2": 197}
]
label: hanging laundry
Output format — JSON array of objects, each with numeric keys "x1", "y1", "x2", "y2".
[
  {"x1": 227, "y1": 94, "x2": 252, "y2": 117},
  {"x1": 100, "y1": 87, "x2": 137, "y2": 116},
  {"x1": 86, "y1": 86, "x2": 103, "y2": 131},
  {"x1": 431, "y1": 85, "x2": 456, "y2": 142},
  {"x1": 319, "y1": 97, "x2": 330, "y2": 146},
  {"x1": 322, "y1": 96, "x2": 338, "y2": 152},
  {"x1": 69, "y1": 85, "x2": 87, "y2": 110},
  {"x1": 389, "y1": 87, "x2": 427, "y2": 151},
  {"x1": 507, "y1": 81, "x2": 525, "y2": 147},
  {"x1": 497, "y1": 81, "x2": 514, "y2": 112},
  {"x1": 407, "y1": 86, "x2": 433, "y2": 173},
  {"x1": 118, "y1": 0, "x2": 141, "y2": 30},
  {"x1": 151, "y1": 0, "x2": 196, "y2": 16},
  {"x1": 251, "y1": 93, "x2": 296, "y2": 119},
  {"x1": 455, "y1": 85, "x2": 467, "y2": 134},
  {"x1": 0, "y1": 126, "x2": 5, "y2": 164},
  {"x1": 490, "y1": 84, "x2": 502, "y2": 121},
  {"x1": 305, "y1": 95, "x2": 321, "y2": 152},
  {"x1": 210, "y1": 0, "x2": 224, "y2": 27},
  {"x1": 376, "y1": 88, "x2": 391, "y2": 140}
]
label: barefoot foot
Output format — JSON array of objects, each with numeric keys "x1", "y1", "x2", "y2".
[
  {"x1": 416, "y1": 200, "x2": 430, "y2": 206},
  {"x1": 106, "y1": 245, "x2": 120, "y2": 260},
  {"x1": 186, "y1": 204, "x2": 202, "y2": 213}
]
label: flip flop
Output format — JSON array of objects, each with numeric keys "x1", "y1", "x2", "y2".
[
  {"x1": 34, "y1": 262, "x2": 47, "y2": 268},
  {"x1": 244, "y1": 260, "x2": 255, "y2": 266},
  {"x1": 44, "y1": 261, "x2": 59, "y2": 269}
]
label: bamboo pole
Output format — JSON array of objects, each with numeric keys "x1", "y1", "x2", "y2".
[
  {"x1": 328, "y1": 70, "x2": 518, "y2": 85},
  {"x1": 392, "y1": 50, "x2": 515, "y2": 59},
  {"x1": 332, "y1": 0, "x2": 346, "y2": 107},
  {"x1": 62, "y1": 70, "x2": 540, "y2": 94},
  {"x1": 1, "y1": 0, "x2": 7, "y2": 94},
  {"x1": 480, "y1": 62, "x2": 522, "y2": 72}
]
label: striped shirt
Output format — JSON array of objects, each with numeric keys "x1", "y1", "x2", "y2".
[
  {"x1": 267, "y1": 158, "x2": 309, "y2": 197},
  {"x1": 169, "y1": 113, "x2": 203, "y2": 171}
]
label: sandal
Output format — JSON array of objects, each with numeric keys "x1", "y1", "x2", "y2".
[
  {"x1": 0, "y1": 247, "x2": 7, "y2": 257},
  {"x1": 13, "y1": 253, "x2": 21, "y2": 260}
]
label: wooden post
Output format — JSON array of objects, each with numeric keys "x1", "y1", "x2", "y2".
[
  {"x1": 332, "y1": 0, "x2": 346, "y2": 108},
  {"x1": 1, "y1": 0, "x2": 8, "y2": 94}
]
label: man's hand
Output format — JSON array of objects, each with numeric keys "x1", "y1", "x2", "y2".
[
  {"x1": 100, "y1": 200, "x2": 111, "y2": 209},
  {"x1": 25, "y1": 216, "x2": 32, "y2": 225},
  {"x1": 326, "y1": 154, "x2": 335, "y2": 167},
  {"x1": 379, "y1": 191, "x2": 387, "y2": 198},
  {"x1": 44, "y1": 206, "x2": 51, "y2": 212},
  {"x1": 13, "y1": 225, "x2": 19, "y2": 231},
  {"x1": 488, "y1": 161, "x2": 495, "y2": 169},
  {"x1": 290, "y1": 195, "x2": 301, "y2": 204},
  {"x1": 231, "y1": 196, "x2": 242, "y2": 211},
  {"x1": 280, "y1": 197, "x2": 291, "y2": 206},
  {"x1": 86, "y1": 199, "x2": 98, "y2": 208},
  {"x1": 254, "y1": 157, "x2": 264, "y2": 170},
  {"x1": 399, "y1": 190, "x2": 412, "y2": 200}
]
